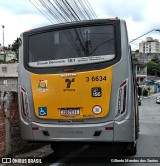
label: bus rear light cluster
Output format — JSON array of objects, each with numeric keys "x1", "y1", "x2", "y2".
[
  {"x1": 20, "y1": 86, "x2": 31, "y2": 119},
  {"x1": 32, "y1": 127, "x2": 39, "y2": 130},
  {"x1": 105, "y1": 127, "x2": 113, "y2": 130},
  {"x1": 116, "y1": 79, "x2": 128, "y2": 118}
]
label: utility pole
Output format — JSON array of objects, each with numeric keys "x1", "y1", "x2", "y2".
[
  {"x1": 2, "y1": 25, "x2": 6, "y2": 62},
  {"x1": 2, "y1": 25, "x2": 5, "y2": 51}
]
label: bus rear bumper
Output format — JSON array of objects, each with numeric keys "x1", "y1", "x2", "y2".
[
  {"x1": 20, "y1": 119, "x2": 135, "y2": 142},
  {"x1": 31, "y1": 121, "x2": 114, "y2": 142}
]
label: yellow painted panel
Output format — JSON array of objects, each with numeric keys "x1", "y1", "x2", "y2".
[{"x1": 31, "y1": 66, "x2": 113, "y2": 119}]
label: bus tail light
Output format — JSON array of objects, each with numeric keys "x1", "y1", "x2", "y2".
[
  {"x1": 116, "y1": 79, "x2": 127, "y2": 118},
  {"x1": 32, "y1": 127, "x2": 39, "y2": 130},
  {"x1": 20, "y1": 86, "x2": 31, "y2": 119}
]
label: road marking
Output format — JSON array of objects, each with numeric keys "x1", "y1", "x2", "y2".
[{"x1": 50, "y1": 145, "x2": 89, "y2": 166}]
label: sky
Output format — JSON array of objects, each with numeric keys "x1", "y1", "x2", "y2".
[{"x1": 0, "y1": 0, "x2": 160, "y2": 50}]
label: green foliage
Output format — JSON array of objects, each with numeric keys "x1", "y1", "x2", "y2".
[
  {"x1": 143, "y1": 88, "x2": 148, "y2": 96},
  {"x1": 11, "y1": 38, "x2": 19, "y2": 60},
  {"x1": 147, "y1": 58, "x2": 160, "y2": 77},
  {"x1": 151, "y1": 57, "x2": 160, "y2": 64}
]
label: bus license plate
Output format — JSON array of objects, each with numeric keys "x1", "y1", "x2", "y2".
[{"x1": 60, "y1": 108, "x2": 80, "y2": 116}]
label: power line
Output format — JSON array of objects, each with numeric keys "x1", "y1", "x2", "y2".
[
  {"x1": 85, "y1": 0, "x2": 98, "y2": 19},
  {"x1": 29, "y1": 0, "x2": 98, "y2": 23},
  {"x1": 70, "y1": 0, "x2": 87, "y2": 20},
  {"x1": 28, "y1": 0, "x2": 98, "y2": 54},
  {"x1": 29, "y1": 0, "x2": 54, "y2": 23},
  {"x1": 78, "y1": 0, "x2": 92, "y2": 19}
]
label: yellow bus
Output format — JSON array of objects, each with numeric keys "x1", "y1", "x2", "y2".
[{"x1": 18, "y1": 18, "x2": 139, "y2": 155}]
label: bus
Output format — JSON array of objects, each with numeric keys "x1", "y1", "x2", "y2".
[{"x1": 18, "y1": 18, "x2": 139, "y2": 155}]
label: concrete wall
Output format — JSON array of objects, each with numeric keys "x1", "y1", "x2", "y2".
[
  {"x1": 0, "y1": 93, "x2": 6, "y2": 156},
  {"x1": 0, "y1": 63, "x2": 18, "y2": 77},
  {"x1": 0, "y1": 91, "x2": 21, "y2": 156},
  {"x1": 0, "y1": 91, "x2": 46, "y2": 157}
]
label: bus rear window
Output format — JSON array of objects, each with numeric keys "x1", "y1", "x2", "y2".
[{"x1": 28, "y1": 25, "x2": 115, "y2": 68}]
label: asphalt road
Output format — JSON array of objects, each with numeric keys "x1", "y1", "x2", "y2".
[{"x1": 44, "y1": 94, "x2": 160, "y2": 166}]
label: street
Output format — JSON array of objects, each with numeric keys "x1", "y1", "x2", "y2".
[
  {"x1": 137, "y1": 95, "x2": 160, "y2": 157},
  {"x1": 42, "y1": 94, "x2": 160, "y2": 166}
]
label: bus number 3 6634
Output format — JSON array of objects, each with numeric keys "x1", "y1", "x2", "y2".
[{"x1": 86, "y1": 76, "x2": 107, "y2": 82}]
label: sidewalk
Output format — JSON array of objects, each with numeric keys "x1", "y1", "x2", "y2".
[{"x1": 13, "y1": 144, "x2": 53, "y2": 158}]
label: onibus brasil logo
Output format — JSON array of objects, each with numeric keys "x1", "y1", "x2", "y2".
[{"x1": 37, "y1": 80, "x2": 48, "y2": 92}]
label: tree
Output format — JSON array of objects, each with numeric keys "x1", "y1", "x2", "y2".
[
  {"x1": 151, "y1": 57, "x2": 160, "y2": 64},
  {"x1": 11, "y1": 38, "x2": 19, "y2": 60},
  {"x1": 143, "y1": 88, "x2": 148, "y2": 96},
  {"x1": 147, "y1": 58, "x2": 160, "y2": 77}
]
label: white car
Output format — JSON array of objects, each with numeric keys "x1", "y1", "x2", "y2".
[{"x1": 156, "y1": 96, "x2": 160, "y2": 104}]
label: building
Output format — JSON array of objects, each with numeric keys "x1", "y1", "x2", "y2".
[
  {"x1": 139, "y1": 37, "x2": 160, "y2": 54},
  {"x1": 137, "y1": 53, "x2": 159, "y2": 63},
  {"x1": 135, "y1": 62, "x2": 147, "y2": 85},
  {"x1": 133, "y1": 37, "x2": 160, "y2": 63},
  {"x1": 0, "y1": 63, "x2": 18, "y2": 92}
]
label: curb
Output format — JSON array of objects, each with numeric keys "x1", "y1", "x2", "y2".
[{"x1": 14, "y1": 144, "x2": 53, "y2": 158}]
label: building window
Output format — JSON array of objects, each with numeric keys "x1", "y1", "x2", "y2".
[
  {"x1": 2, "y1": 67, "x2": 7, "y2": 72},
  {"x1": 4, "y1": 80, "x2": 7, "y2": 85}
]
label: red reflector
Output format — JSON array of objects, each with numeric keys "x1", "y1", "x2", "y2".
[
  {"x1": 105, "y1": 127, "x2": 113, "y2": 130},
  {"x1": 32, "y1": 127, "x2": 39, "y2": 130}
]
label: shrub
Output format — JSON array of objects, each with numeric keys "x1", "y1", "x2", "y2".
[{"x1": 143, "y1": 88, "x2": 148, "y2": 96}]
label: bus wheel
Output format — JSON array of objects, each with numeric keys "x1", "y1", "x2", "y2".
[{"x1": 123, "y1": 142, "x2": 137, "y2": 156}]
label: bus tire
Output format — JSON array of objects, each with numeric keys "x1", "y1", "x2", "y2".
[{"x1": 123, "y1": 142, "x2": 137, "y2": 156}]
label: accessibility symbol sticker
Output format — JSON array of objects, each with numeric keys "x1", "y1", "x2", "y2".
[{"x1": 38, "y1": 107, "x2": 47, "y2": 116}]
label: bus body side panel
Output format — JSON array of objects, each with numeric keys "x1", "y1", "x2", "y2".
[
  {"x1": 19, "y1": 121, "x2": 33, "y2": 140},
  {"x1": 18, "y1": 34, "x2": 34, "y2": 140},
  {"x1": 114, "y1": 120, "x2": 135, "y2": 141},
  {"x1": 111, "y1": 20, "x2": 135, "y2": 142}
]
